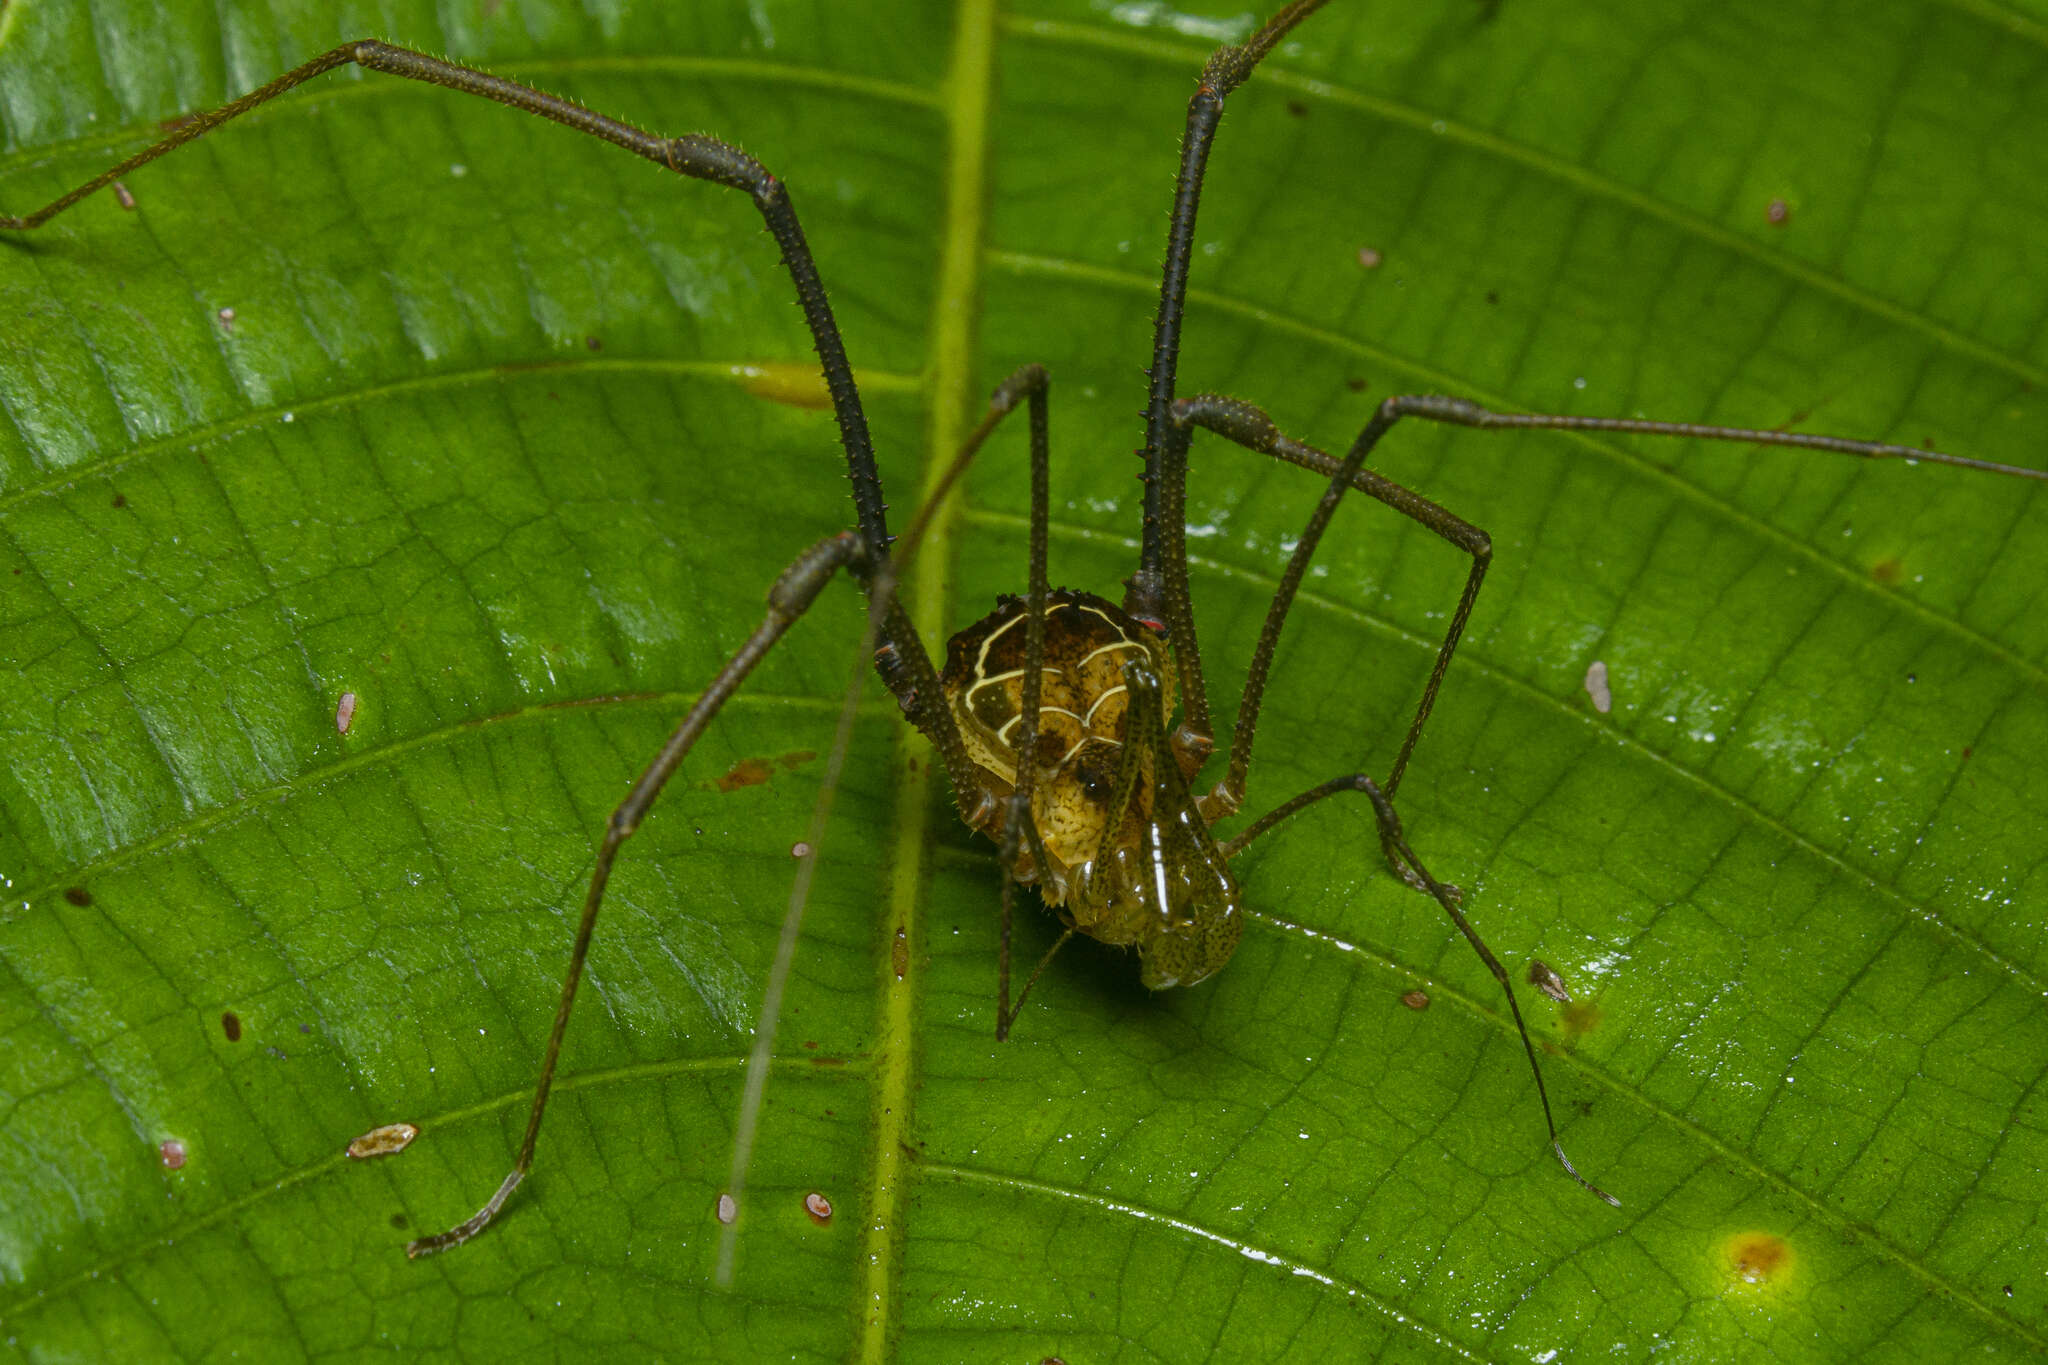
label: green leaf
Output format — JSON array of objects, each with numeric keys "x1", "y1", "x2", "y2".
[{"x1": 3, "y1": 0, "x2": 2046, "y2": 1359}]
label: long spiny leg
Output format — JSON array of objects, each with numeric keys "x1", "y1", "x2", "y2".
[
  {"x1": 0, "y1": 38, "x2": 989, "y2": 797},
  {"x1": 1223, "y1": 773, "x2": 1620, "y2": 1207},
  {"x1": 0, "y1": 42, "x2": 1035, "y2": 1260},
  {"x1": 405, "y1": 532, "x2": 870, "y2": 1258},
  {"x1": 1166, "y1": 395, "x2": 1484, "y2": 898},
  {"x1": 1167, "y1": 390, "x2": 2047, "y2": 869},
  {"x1": 903, "y1": 365, "x2": 1060, "y2": 1040},
  {"x1": 714, "y1": 365, "x2": 1065, "y2": 1279},
  {"x1": 988, "y1": 367, "x2": 1056, "y2": 1041},
  {"x1": 1125, "y1": 0, "x2": 1334, "y2": 748}
]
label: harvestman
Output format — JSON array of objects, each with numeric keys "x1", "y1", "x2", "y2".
[{"x1": 6, "y1": 0, "x2": 2042, "y2": 1259}]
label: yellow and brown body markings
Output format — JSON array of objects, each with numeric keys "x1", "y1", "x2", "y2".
[{"x1": 940, "y1": 589, "x2": 1241, "y2": 987}]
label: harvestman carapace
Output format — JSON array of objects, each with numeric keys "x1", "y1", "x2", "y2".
[{"x1": 8, "y1": 0, "x2": 2042, "y2": 1258}]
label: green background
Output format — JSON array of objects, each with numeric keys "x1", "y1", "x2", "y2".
[{"x1": 2, "y1": 0, "x2": 2045, "y2": 1359}]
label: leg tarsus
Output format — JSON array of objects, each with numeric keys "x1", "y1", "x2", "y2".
[
  {"x1": 997, "y1": 928, "x2": 1078, "y2": 1040},
  {"x1": 405, "y1": 531, "x2": 868, "y2": 1258},
  {"x1": 1228, "y1": 770, "x2": 1615, "y2": 1207}
]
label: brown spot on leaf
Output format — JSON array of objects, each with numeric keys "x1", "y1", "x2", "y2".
[
  {"x1": 347, "y1": 1122, "x2": 420, "y2": 1160},
  {"x1": 716, "y1": 758, "x2": 773, "y2": 792},
  {"x1": 1725, "y1": 1231, "x2": 1792, "y2": 1285},
  {"x1": 63, "y1": 886, "x2": 91, "y2": 907},
  {"x1": 715, "y1": 750, "x2": 816, "y2": 793},
  {"x1": 1400, "y1": 989, "x2": 1429, "y2": 1010},
  {"x1": 221, "y1": 1011, "x2": 242, "y2": 1042},
  {"x1": 1871, "y1": 557, "x2": 1903, "y2": 586}
]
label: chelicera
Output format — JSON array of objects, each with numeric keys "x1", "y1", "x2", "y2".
[{"x1": 9, "y1": 0, "x2": 2040, "y2": 1262}]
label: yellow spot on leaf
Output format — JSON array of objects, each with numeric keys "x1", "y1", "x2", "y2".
[
  {"x1": 1559, "y1": 999, "x2": 1602, "y2": 1040},
  {"x1": 737, "y1": 363, "x2": 831, "y2": 410}
]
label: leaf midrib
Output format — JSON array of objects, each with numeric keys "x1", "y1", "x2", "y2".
[{"x1": 856, "y1": 2, "x2": 1000, "y2": 1359}]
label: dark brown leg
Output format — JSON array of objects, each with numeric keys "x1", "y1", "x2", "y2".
[
  {"x1": 1163, "y1": 389, "x2": 2045, "y2": 865},
  {"x1": 992, "y1": 366, "x2": 1055, "y2": 1041},
  {"x1": 1226, "y1": 772, "x2": 1619, "y2": 1207},
  {"x1": 923, "y1": 365, "x2": 1058, "y2": 1040},
  {"x1": 1126, "y1": 0, "x2": 1335, "y2": 742},
  {"x1": 406, "y1": 531, "x2": 870, "y2": 1257},
  {"x1": 0, "y1": 37, "x2": 999, "y2": 784},
  {"x1": 1163, "y1": 397, "x2": 1489, "y2": 844},
  {"x1": 712, "y1": 365, "x2": 1061, "y2": 1283}
]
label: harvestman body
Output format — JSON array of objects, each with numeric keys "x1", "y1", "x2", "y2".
[{"x1": 6, "y1": 0, "x2": 2042, "y2": 1259}]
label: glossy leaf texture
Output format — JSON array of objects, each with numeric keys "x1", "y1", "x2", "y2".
[{"x1": 2, "y1": 1, "x2": 2045, "y2": 1360}]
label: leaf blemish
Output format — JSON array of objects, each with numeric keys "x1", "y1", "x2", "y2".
[
  {"x1": 737, "y1": 362, "x2": 832, "y2": 409},
  {"x1": 221, "y1": 1011, "x2": 242, "y2": 1042},
  {"x1": 346, "y1": 1122, "x2": 420, "y2": 1160},
  {"x1": 714, "y1": 750, "x2": 817, "y2": 792},
  {"x1": 62, "y1": 886, "x2": 90, "y2": 907},
  {"x1": 1527, "y1": 960, "x2": 1572, "y2": 1002},
  {"x1": 1583, "y1": 660, "x2": 1612, "y2": 713},
  {"x1": 1724, "y1": 1231, "x2": 1792, "y2": 1287},
  {"x1": 715, "y1": 757, "x2": 773, "y2": 792}
]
